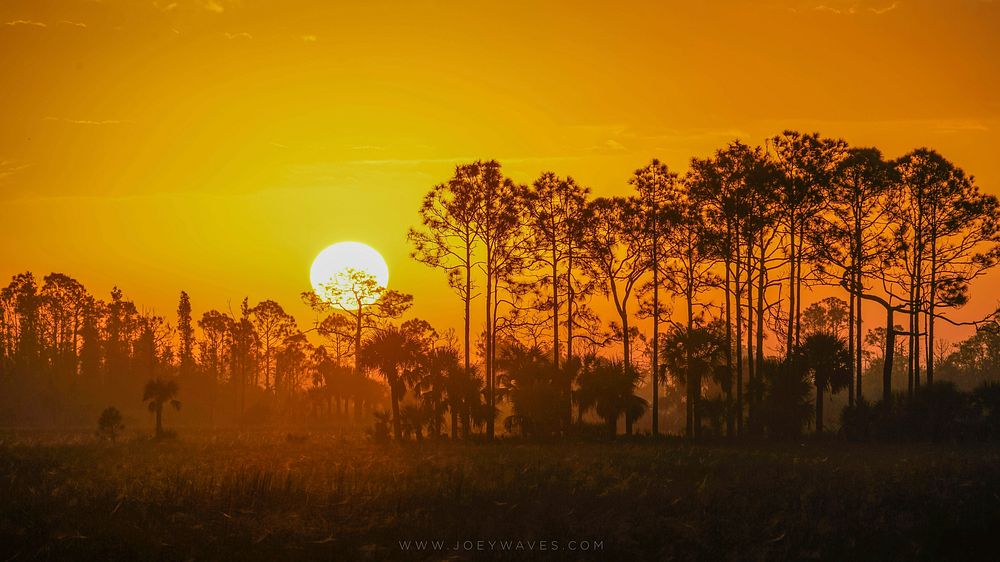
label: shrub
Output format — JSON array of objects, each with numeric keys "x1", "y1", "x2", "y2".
[
  {"x1": 369, "y1": 409, "x2": 391, "y2": 443},
  {"x1": 840, "y1": 381, "x2": 1000, "y2": 442},
  {"x1": 900, "y1": 382, "x2": 973, "y2": 442},
  {"x1": 96, "y1": 407, "x2": 125, "y2": 443},
  {"x1": 971, "y1": 381, "x2": 1000, "y2": 439},
  {"x1": 840, "y1": 398, "x2": 876, "y2": 442}
]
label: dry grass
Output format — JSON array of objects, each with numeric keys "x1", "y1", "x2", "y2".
[{"x1": 1, "y1": 432, "x2": 998, "y2": 560}]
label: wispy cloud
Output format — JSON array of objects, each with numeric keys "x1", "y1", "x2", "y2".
[
  {"x1": 4, "y1": 20, "x2": 47, "y2": 28},
  {"x1": 811, "y1": 2, "x2": 898, "y2": 15},
  {"x1": 154, "y1": 0, "x2": 226, "y2": 13},
  {"x1": 571, "y1": 124, "x2": 749, "y2": 153},
  {"x1": 813, "y1": 4, "x2": 858, "y2": 14},
  {"x1": 930, "y1": 119, "x2": 990, "y2": 133},
  {"x1": 301, "y1": 34, "x2": 318, "y2": 43},
  {"x1": 5, "y1": 19, "x2": 89, "y2": 29},
  {"x1": 224, "y1": 31, "x2": 252, "y2": 40},
  {"x1": 352, "y1": 145, "x2": 385, "y2": 151},
  {"x1": 0, "y1": 160, "x2": 30, "y2": 183},
  {"x1": 43, "y1": 116, "x2": 134, "y2": 125},
  {"x1": 869, "y1": 2, "x2": 898, "y2": 14},
  {"x1": 756, "y1": 117, "x2": 992, "y2": 143},
  {"x1": 587, "y1": 139, "x2": 626, "y2": 151}
]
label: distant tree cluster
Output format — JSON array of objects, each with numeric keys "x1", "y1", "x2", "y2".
[{"x1": 2, "y1": 130, "x2": 1000, "y2": 441}]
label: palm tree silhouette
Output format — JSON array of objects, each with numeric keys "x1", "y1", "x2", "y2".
[
  {"x1": 575, "y1": 357, "x2": 647, "y2": 438},
  {"x1": 796, "y1": 333, "x2": 851, "y2": 435},
  {"x1": 359, "y1": 326, "x2": 422, "y2": 441},
  {"x1": 414, "y1": 346, "x2": 460, "y2": 438},
  {"x1": 142, "y1": 378, "x2": 181, "y2": 438}
]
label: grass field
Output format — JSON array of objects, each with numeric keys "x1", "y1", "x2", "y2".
[{"x1": 1, "y1": 432, "x2": 998, "y2": 561}]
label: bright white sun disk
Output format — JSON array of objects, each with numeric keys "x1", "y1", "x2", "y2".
[{"x1": 310, "y1": 242, "x2": 390, "y2": 308}]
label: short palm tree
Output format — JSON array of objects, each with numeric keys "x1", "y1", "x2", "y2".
[
  {"x1": 359, "y1": 326, "x2": 423, "y2": 441},
  {"x1": 575, "y1": 357, "x2": 648, "y2": 438},
  {"x1": 760, "y1": 358, "x2": 813, "y2": 439},
  {"x1": 414, "y1": 346, "x2": 461, "y2": 438},
  {"x1": 142, "y1": 378, "x2": 181, "y2": 438},
  {"x1": 796, "y1": 333, "x2": 851, "y2": 434},
  {"x1": 497, "y1": 344, "x2": 562, "y2": 438}
]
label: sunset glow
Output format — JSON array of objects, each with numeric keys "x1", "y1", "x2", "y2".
[
  {"x1": 1, "y1": 0, "x2": 997, "y2": 337},
  {"x1": 3, "y1": 2, "x2": 1000, "y2": 559}
]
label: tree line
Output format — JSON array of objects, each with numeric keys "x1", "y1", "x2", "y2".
[
  {"x1": 407, "y1": 131, "x2": 1000, "y2": 439},
  {"x1": 2, "y1": 130, "x2": 999, "y2": 439}
]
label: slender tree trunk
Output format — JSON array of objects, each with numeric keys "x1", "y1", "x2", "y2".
[
  {"x1": 485, "y1": 259, "x2": 494, "y2": 440},
  {"x1": 724, "y1": 256, "x2": 734, "y2": 438},
  {"x1": 390, "y1": 379, "x2": 403, "y2": 441},
  {"x1": 794, "y1": 230, "x2": 804, "y2": 351},
  {"x1": 856, "y1": 269, "x2": 864, "y2": 404},
  {"x1": 355, "y1": 304, "x2": 363, "y2": 376},
  {"x1": 754, "y1": 235, "x2": 766, "y2": 434},
  {"x1": 652, "y1": 243, "x2": 660, "y2": 436},
  {"x1": 265, "y1": 343, "x2": 271, "y2": 392},
  {"x1": 489, "y1": 282, "x2": 499, "y2": 437},
  {"x1": 567, "y1": 248, "x2": 574, "y2": 362},
  {"x1": 687, "y1": 285, "x2": 699, "y2": 439},
  {"x1": 464, "y1": 245, "x2": 471, "y2": 390},
  {"x1": 155, "y1": 404, "x2": 163, "y2": 438},
  {"x1": 746, "y1": 239, "x2": 756, "y2": 433},
  {"x1": 735, "y1": 253, "x2": 744, "y2": 437},
  {"x1": 566, "y1": 246, "x2": 575, "y2": 427},
  {"x1": 621, "y1": 310, "x2": 630, "y2": 375},
  {"x1": 462, "y1": 252, "x2": 471, "y2": 441},
  {"x1": 854, "y1": 212, "x2": 864, "y2": 404},
  {"x1": 552, "y1": 243, "x2": 560, "y2": 369},
  {"x1": 907, "y1": 283, "x2": 914, "y2": 396},
  {"x1": 786, "y1": 215, "x2": 796, "y2": 360},
  {"x1": 927, "y1": 234, "x2": 937, "y2": 385},
  {"x1": 848, "y1": 291, "x2": 855, "y2": 408},
  {"x1": 884, "y1": 308, "x2": 895, "y2": 403},
  {"x1": 816, "y1": 382, "x2": 824, "y2": 435},
  {"x1": 914, "y1": 253, "x2": 922, "y2": 391}
]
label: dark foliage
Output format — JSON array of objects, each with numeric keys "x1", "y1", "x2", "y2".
[
  {"x1": 841, "y1": 381, "x2": 1000, "y2": 442},
  {"x1": 759, "y1": 359, "x2": 813, "y2": 439}
]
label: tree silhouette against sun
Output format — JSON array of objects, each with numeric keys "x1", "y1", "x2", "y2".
[{"x1": 302, "y1": 268, "x2": 413, "y2": 375}]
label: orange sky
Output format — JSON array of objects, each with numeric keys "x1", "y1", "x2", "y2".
[{"x1": 1, "y1": 0, "x2": 998, "y2": 345}]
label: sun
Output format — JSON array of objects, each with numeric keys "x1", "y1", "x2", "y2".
[{"x1": 310, "y1": 241, "x2": 390, "y2": 308}]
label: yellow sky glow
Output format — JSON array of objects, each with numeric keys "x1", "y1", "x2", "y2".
[{"x1": 1, "y1": 0, "x2": 998, "y2": 343}]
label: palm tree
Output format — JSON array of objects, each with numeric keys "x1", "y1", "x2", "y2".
[
  {"x1": 398, "y1": 397, "x2": 430, "y2": 441},
  {"x1": 759, "y1": 358, "x2": 812, "y2": 439},
  {"x1": 796, "y1": 333, "x2": 852, "y2": 435},
  {"x1": 575, "y1": 357, "x2": 647, "y2": 438},
  {"x1": 359, "y1": 326, "x2": 422, "y2": 441},
  {"x1": 452, "y1": 365, "x2": 488, "y2": 437},
  {"x1": 661, "y1": 319, "x2": 727, "y2": 439},
  {"x1": 142, "y1": 378, "x2": 181, "y2": 438},
  {"x1": 412, "y1": 346, "x2": 458, "y2": 438},
  {"x1": 497, "y1": 344, "x2": 562, "y2": 438}
]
